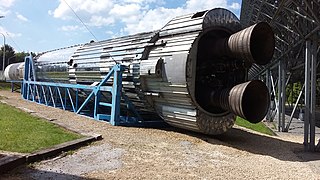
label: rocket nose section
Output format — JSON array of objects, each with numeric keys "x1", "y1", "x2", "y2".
[{"x1": 4, "y1": 64, "x2": 13, "y2": 81}]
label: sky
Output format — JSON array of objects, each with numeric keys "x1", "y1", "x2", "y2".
[{"x1": 0, "y1": 0, "x2": 242, "y2": 53}]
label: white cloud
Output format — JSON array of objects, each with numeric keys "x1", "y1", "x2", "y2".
[
  {"x1": 0, "y1": 26, "x2": 22, "y2": 38},
  {"x1": 59, "y1": 25, "x2": 82, "y2": 31},
  {"x1": 122, "y1": 0, "x2": 162, "y2": 4},
  {"x1": 185, "y1": 0, "x2": 227, "y2": 12},
  {"x1": 89, "y1": 15, "x2": 114, "y2": 26},
  {"x1": 123, "y1": 0, "x2": 234, "y2": 34},
  {"x1": 0, "y1": 0, "x2": 15, "y2": 8},
  {"x1": 123, "y1": 7, "x2": 184, "y2": 34},
  {"x1": 109, "y1": 4, "x2": 141, "y2": 18},
  {"x1": 0, "y1": 0, "x2": 15, "y2": 16},
  {"x1": 229, "y1": 2, "x2": 241, "y2": 10},
  {"x1": 51, "y1": 0, "x2": 113, "y2": 20},
  {"x1": 105, "y1": 30, "x2": 114, "y2": 35},
  {"x1": 50, "y1": 0, "x2": 240, "y2": 36},
  {"x1": 16, "y1": 12, "x2": 28, "y2": 22}
]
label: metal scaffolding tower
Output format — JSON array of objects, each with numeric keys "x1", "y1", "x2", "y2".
[{"x1": 241, "y1": 0, "x2": 320, "y2": 151}]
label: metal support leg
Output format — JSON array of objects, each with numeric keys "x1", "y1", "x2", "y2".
[
  {"x1": 110, "y1": 68, "x2": 123, "y2": 126},
  {"x1": 281, "y1": 59, "x2": 286, "y2": 132},
  {"x1": 310, "y1": 39, "x2": 317, "y2": 151},
  {"x1": 49, "y1": 86, "x2": 56, "y2": 107},
  {"x1": 304, "y1": 40, "x2": 311, "y2": 151},
  {"x1": 11, "y1": 82, "x2": 14, "y2": 92},
  {"x1": 278, "y1": 64, "x2": 282, "y2": 132},
  {"x1": 94, "y1": 90, "x2": 100, "y2": 119},
  {"x1": 270, "y1": 73, "x2": 279, "y2": 121},
  {"x1": 266, "y1": 69, "x2": 271, "y2": 121},
  {"x1": 76, "y1": 89, "x2": 78, "y2": 111},
  {"x1": 67, "y1": 88, "x2": 76, "y2": 112},
  {"x1": 41, "y1": 86, "x2": 48, "y2": 105},
  {"x1": 286, "y1": 83, "x2": 305, "y2": 131},
  {"x1": 278, "y1": 59, "x2": 286, "y2": 132}
]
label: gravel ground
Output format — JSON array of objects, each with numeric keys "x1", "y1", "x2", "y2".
[{"x1": 1, "y1": 90, "x2": 320, "y2": 180}]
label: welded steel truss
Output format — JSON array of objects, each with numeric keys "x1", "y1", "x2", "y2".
[
  {"x1": 241, "y1": 0, "x2": 320, "y2": 151},
  {"x1": 22, "y1": 56, "x2": 141, "y2": 126}
]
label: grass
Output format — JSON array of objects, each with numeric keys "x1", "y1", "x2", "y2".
[
  {"x1": 0, "y1": 82, "x2": 11, "y2": 90},
  {"x1": 0, "y1": 102, "x2": 83, "y2": 153},
  {"x1": 235, "y1": 117, "x2": 276, "y2": 136}
]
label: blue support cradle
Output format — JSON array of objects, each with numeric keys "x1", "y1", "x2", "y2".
[{"x1": 22, "y1": 55, "x2": 142, "y2": 126}]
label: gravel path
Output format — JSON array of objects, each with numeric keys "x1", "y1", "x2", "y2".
[{"x1": 1, "y1": 90, "x2": 320, "y2": 180}]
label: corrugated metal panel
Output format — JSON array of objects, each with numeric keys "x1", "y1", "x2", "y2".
[
  {"x1": 31, "y1": 8, "x2": 244, "y2": 135},
  {"x1": 140, "y1": 12, "x2": 204, "y2": 132}
]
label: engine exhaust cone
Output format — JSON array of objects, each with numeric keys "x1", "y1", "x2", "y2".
[
  {"x1": 228, "y1": 22, "x2": 275, "y2": 65},
  {"x1": 212, "y1": 80, "x2": 270, "y2": 123}
]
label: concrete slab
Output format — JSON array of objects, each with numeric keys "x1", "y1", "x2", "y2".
[{"x1": 0, "y1": 135, "x2": 102, "y2": 174}]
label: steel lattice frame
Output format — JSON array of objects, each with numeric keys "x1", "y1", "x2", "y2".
[
  {"x1": 241, "y1": 0, "x2": 319, "y2": 78},
  {"x1": 241, "y1": 0, "x2": 320, "y2": 151}
]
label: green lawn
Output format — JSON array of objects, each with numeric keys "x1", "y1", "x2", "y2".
[
  {"x1": 0, "y1": 102, "x2": 82, "y2": 153},
  {"x1": 0, "y1": 82, "x2": 11, "y2": 90},
  {"x1": 235, "y1": 117, "x2": 276, "y2": 136}
]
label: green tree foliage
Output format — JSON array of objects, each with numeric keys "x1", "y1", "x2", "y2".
[
  {"x1": 0, "y1": 44, "x2": 15, "y2": 70},
  {"x1": 0, "y1": 44, "x2": 36, "y2": 70},
  {"x1": 286, "y1": 82, "x2": 303, "y2": 105},
  {"x1": 13, "y1": 51, "x2": 35, "y2": 63}
]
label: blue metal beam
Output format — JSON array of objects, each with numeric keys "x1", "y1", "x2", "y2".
[{"x1": 22, "y1": 55, "x2": 141, "y2": 126}]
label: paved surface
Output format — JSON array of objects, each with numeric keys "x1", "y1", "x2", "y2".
[
  {"x1": 1, "y1": 90, "x2": 320, "y2": 180},
  {"x1": 270, "y1": 108, "x2": 320, "y2": 146}
]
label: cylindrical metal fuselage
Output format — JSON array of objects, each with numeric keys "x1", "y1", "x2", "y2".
[{"x1": 5, "y1": 8, "x2": 275, "y2": 134}]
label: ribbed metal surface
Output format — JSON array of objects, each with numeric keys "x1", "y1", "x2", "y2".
[
  {"x1": 6, "y1": 8, "x2": 271, "y2": 135},
  {"x1": 32, "y1": 8, "x2": 244, "y2": 134},
  {"x1": 141, "y1": 9, "x2": 243, "y2": 133},
  {"x1": 35, "y1": 46, "x2": 79, "y2": 82},
  {"x1": 35, "y1": 31, "x2": 160, "y2": 117},
  {"x1": 141, "y1": 12, "x2": 201, "y2": 130}
]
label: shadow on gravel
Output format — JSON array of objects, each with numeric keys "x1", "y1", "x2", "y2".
[
  {"x1": 211, "y1": 128, "x2": 320, "y2": 162},
  {"x1": 2, "y1": 168, "x2": 99, "y2": 180},
  {"x1": 163, "y1": 126, "x2": 320, "y2": 162}
]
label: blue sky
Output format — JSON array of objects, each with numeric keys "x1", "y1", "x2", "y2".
[{"x1": 0, "y1": 0, "x2": 241, "y2": 53}]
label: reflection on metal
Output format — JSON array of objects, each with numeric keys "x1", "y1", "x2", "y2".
[{"x1": 6, "y1": 8, "x2": 275, "y2": 135}]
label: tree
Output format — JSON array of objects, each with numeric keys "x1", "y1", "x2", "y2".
[
  {"x1": 0, "y1": 44, "x2": 15, "y2": 70},
  {"x1": 0, "y1": 44, "x2": 37, "y2": 70},
  {"x1": 12, "y1": 52, "x2": 34, "y2": 63}
]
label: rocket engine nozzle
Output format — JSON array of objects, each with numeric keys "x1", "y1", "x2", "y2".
[
  {"x1": 213, "y1": 22, "x2": 275, "y2": 66},
  {"x1": 211, "y1": 80, "x2": 270, "y2": 123}
]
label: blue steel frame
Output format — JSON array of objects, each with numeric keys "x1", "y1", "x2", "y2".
[{"x1": 22, "y1": 55, "x2": 141, "y2": 126}]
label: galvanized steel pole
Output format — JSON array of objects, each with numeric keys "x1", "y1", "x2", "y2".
[
  {"x1": 0, "y1": 33, "x2": 5, "y2": 71},
  {"x1": 310, "y1": 39, "x2": 317, "y2": 151},
  {"x1": 0, "y1": 14, "x2": 4, "y2": 71},
  {"x1": 304, "y1": 40, "x2": 311, "y2": 151}
]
